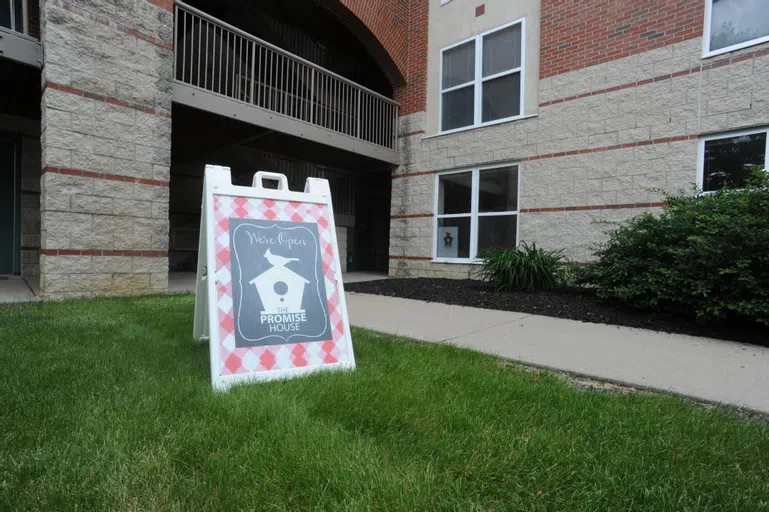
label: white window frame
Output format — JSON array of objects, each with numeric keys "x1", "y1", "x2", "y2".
[
  {"x1": 703, "y1": 0, "x2": 769, "y2": 58},
  {"x1": 433, "y1": 163, "x2": 521, "y2": 263},
  {"x1": 697, "y1": 126, "x2": 769, "y2": 194},
  {"x1": 438, "y1": 18, "x2": 526, "y2": 135},
  {"x1": 2, "y1": 0, "x2": 28, "y2": 34}
]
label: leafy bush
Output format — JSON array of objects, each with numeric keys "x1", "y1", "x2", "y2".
[
  {"x1": 475, "y1": 242, "x2": 569, "y2": 292},
  {"x1": 578, "y1": 170, "x2": 769, "y2": 325}
]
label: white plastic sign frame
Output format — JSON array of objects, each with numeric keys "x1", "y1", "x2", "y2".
[{"x1": 193, "y1": 165, "x2": 355, "y2": 391}]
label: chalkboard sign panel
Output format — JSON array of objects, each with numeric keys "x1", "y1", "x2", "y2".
[
  {"x1": 193, "y1": 167, "x2": 355, "y2": 390},
  {"x1": 230, "y1": 219, "x2": 331, "y2": 347}
]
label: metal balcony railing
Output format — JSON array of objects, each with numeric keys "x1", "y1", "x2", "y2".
[{"x1": 173, "y1": 2, "x2": 399, "y2": 152}]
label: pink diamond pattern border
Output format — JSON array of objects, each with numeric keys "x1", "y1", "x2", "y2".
[{"x1": 213, "y1": 195, "x2": 348, "y2": 376}]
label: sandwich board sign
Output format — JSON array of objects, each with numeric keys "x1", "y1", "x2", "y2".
[{"x1": 193, "y1": 165, "x2": 355, "y2": 390}]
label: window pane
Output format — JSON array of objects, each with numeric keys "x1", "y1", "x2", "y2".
[
  {"x1": 13, "y1": 0, "x2": 22, "y2": 32},
  {"x1": 483, "y1": 24, "x2": 522, "y2": 77},
  {"x1": 710, "y1": 0, "x2": 769, "y2": 51},
  {"x1": 703, "y1": 132, "x2": 766, "y2": 191},
  {"x1": 441, "y1": 85, "x2": 475, "y2": 131},
  {"x1": 478, "y1": 215, "x2": 517, "y2": 252},
  {"x1": 438, "y1": 172, "x2": 472, "y2": 214},
  {"x1": 442, "y1": 40, "x2": 475, "y2": 89},
  {"x1": 437, "y1": 217, "x2": 471, "y2": 259},
  {"x1": 1, "y1": 0, "x2": 11, "y2": 30},
  {"x1": 482, "y1": 72, "x2": 520, "y2": 122},
  {"x1": 479, "y1": 166, "x2": 518, "y2": 212}
]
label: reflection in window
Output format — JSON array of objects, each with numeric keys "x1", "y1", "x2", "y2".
[
  {"x1": 708, "y1": 0, "x2": 769, "y2": 53},
  {"x1": 701, "y1": 130, "x2": 768, "y2": 192}
]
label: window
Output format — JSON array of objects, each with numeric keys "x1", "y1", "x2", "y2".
[
  {"x1": 439, "y1": 20, "x2": 524, "y2": 133},
  {"x1": 704, "y1": 0, "x2": 769, "y2": 57},
  {"x1": 0, "y1": 0, "x2": 25, "y2": 33},
  {"x1": 434, "y1": 165, "x2": 519, "y2": 262},
  {"x1": 697, "y1": 127, "x2": 769, "y2": 192}
]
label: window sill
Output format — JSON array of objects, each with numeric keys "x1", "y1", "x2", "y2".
[
  {"x1": 432, "y1": 258, "x2": 483, "y2": 265},
  {"x1": 423, "y1": 113, "x2": 538, "y2": 140},
  {"x1": 702, "y1": 36, "x2": 769, "y2": 59}
]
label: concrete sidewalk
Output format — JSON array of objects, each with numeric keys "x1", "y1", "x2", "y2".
[{"x1": 346, "y1": 293, "x2": 769, "y2": 414}]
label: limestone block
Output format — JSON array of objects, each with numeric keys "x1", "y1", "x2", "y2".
[
  {"x1": 134, "y1": 183, "x2": 168, "y2": 202},
  {"x1": 114, "y1": 231, "x2": 152, "y2": 251},
  {"x1": 42, "y1": 146, "x2": 72, "y2": 168},
  {"x1": 135, "y1": 144, "x2": 171, "y2": 166},
  {"x1": 133, "y1": 256, "x2": 168, "y2": 274},
  {"x1": 42, "y1": 273, "x2": 70, "y2": 293},
  {"x1": 151, "y1": 201, "x2": 169, "y2": 219},
  {"x1": 40, "y1": 254, "x2": 91, "y2": 274},
  {"x1": 71, "y1": 195, "x2": 114, "y2": 215},
  {"x1": 92, "y1": 256, "x2": 133, "y2": 273},
  {"x1": 93, "y1": 179, "x2": 134, "y2": 199},
  {"x1": 69, "y1": 229, "x2": 114, "y2": 250},
  {"x1": 151, "y1": 271, "x2": 169, "y2": 290}
]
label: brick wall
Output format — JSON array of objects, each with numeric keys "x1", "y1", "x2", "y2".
[
  {"x1": 39, "y1": 0, "x2": 173, "y2": 298},
  {"x1": 540, "y1": 0, "x2": 704, "y2": 79}
]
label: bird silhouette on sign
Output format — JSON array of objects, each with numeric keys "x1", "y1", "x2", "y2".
[{"x1": 264, "y1": 248, "x2": 299, "y2": 267}]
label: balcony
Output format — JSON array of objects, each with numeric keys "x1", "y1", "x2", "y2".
[{"x1": 172, "y1": 1, "x2": 400, "y2": 164}]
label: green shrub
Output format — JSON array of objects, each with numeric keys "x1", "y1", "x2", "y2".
[
  {"x1": 579, "y1": 170, "x2": 769, "y2": 325},
  {"x1": 475, "y1": 242, "x2": 569, "y2": 292}
]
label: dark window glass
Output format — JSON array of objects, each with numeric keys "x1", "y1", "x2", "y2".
[
  {"x1": 441, "y1": 86, "x2": 474, "y2": 131},
  {"x1": 438, "y1": 172, "x2": 472, "y2": 214},
  {"x1": 478, "y1": 215, "x2": 517, "y2": 252},
  {"x1": 482, "y1": 72, "x2": 520, "y2": 122},
  {"x1": 478, "y1": 167, "x2": 518, "y2": 212},
  {"x1": 13, "y1": 0, "x2": 22, "y2": 32},
  {"x1": 703, "y1": 132, "x2": 766, "y2": 191},
  {"x1": 1, "y1": 0, "x2": 11, "y2": 30}
]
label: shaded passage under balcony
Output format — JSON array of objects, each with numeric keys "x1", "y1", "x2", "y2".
[{"x1": 172, "y1": 1, "x2": 400, "y2": 165}]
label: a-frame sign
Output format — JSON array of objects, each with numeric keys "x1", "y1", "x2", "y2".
[{"x1": 194, "y1": 165, "x2": 355, "y2": 390}]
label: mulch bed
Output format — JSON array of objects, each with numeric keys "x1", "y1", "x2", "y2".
[{"x1": 346, "y1": 278, "x2": 769, "y2": 346}]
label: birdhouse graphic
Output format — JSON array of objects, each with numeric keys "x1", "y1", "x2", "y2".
[
  {"x1": 443, "y1": 231, "x2": 454, "y2": 248},
  {"x1": 249, "y1": 249, "x2": 310, "y2": 315}
]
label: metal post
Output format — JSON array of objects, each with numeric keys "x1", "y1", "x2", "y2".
[
  {"x1": 356, "y1": 89, "x2": 361, "y2": 139},
  {"x1": 249, "y1": 41, "x2": 256, "y2": 104},
  {"x1": 309, "y1": 68, "x2": 315, "y2": 125}
]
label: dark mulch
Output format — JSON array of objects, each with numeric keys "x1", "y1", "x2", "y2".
[{"x1": 346, "y1": 278, "x2": 769, "y2": 346}]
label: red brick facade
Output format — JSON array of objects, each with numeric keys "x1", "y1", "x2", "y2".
[
  {"x1": 540, "y1": 0, "x2": 704, "y2": 79},
  {"x1": 395, "y1": 0, "x2": 428, "y2": 115},
  {"x1": 320, "y1": 0, "x2": 428, "y2": 116}
]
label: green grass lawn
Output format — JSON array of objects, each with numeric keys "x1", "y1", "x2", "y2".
[{"x1": 1, "y1": 295, "x2": 768, "y2": 511}]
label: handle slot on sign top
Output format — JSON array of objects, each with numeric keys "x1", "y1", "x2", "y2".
[{"x1": 253, "y1": 171, "x2": 289, "y2": 191}]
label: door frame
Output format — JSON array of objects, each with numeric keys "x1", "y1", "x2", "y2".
[{"x1": 0, "y1": 131, "x2": 22, "y2": 275}]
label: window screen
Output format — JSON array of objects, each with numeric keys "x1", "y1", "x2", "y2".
[
  {"x1": 442, "y1": 41, "x2": 475, "y2": 89},
  {"x1": 482, "y1": 24, "x2": 522, "y2": 77}
]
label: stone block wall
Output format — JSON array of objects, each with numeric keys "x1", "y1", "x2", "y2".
[
  {"x1": 39, "y1": 0, "x2": 173, "y2": 298},
  {"x1": 391, "y1": 35, "x2": 769, "y2": 277}
]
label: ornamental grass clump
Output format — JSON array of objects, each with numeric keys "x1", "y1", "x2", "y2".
[{"x1": 476, "y1": 242, "x2": 569, "y2": 292}]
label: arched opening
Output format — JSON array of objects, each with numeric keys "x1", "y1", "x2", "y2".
[{"x1": 169, "y1": 0, "x2": 398, "y2": 288}]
